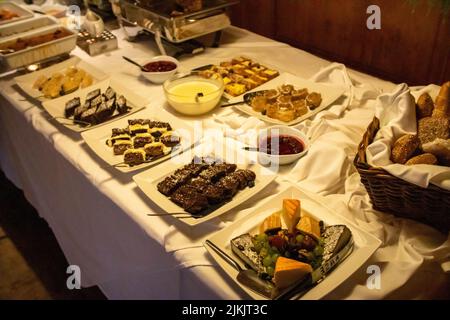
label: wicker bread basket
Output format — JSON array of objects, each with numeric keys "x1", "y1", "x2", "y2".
[{"x1": 354, "y1": 117, "x2": 450, "y2": 233}]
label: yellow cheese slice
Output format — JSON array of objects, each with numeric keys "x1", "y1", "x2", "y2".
[
  {"x1": 273, "y1": 257, "x2": 312, "y2": 289},
  {"x1": 296, "y1": 216, "x2": 321, "y2": 241},
  {"x1": 259, "y1": 211, "x2": 282, "y2": 234},
  {"x1": 282, "y1": 199, "x2": 300, "y2": 233}
]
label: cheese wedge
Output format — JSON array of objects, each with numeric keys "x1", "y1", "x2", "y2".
[
  {"x1": 259, "y1": 212, "x2": 282, "y2": 234},
  {"x1": 282, "y1": 199, "x2": 301, "y2": 233},
  {"x1": 296, "y1": 216, "x2": 321, "y2": 241},
  {"x1": 273, "y1": 257, "x2": 312, "y2": 289}
]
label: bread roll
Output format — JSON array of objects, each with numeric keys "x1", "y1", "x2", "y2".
[
  {"x1": 416, "y1": 92, "x2": 434, "y2": 119},
  {"x1": 391, "y1": 134, "x2": 420, "y2": 164},
  {"x1": 417, "y1": 116, "x2": 450, "y2": 146},
  {"x1": 432, "y1": 81, "x2": 450, "y2": 118},
  {"x1": 422, "y1": 138, "x2": 450, "y2": 166},
  {"x1": 405, "y1": 153, "x2": 438, "y2": 165}
]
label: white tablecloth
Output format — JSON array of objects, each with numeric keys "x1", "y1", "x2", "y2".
[{"x1": 0, "y1": 25, "x2": 449, "y2": 299}]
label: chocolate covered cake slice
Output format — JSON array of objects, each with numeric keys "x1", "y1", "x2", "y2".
[
  {"x1": 144, "y1": 142, "x2": 165, "y2": 157},
  {"x1": 117, "y1": 95, "x2": 129, "y2": 114},
  {"x1": 123, "y1": 149, "x2": 146, "y2": 166},
  {"x1": 79, "y1": 107, "x2": 97, "y2": 125},
  {"x1": 133, "y1": 133, "x2": 153, "y2": 148},
  {"x1": 65, "y1": 97, "x2": 80, "y2": 118},
  {"x1": 160, "y1": 132, "x2": 181, "y2": 147},
  {"x1": 113, "y1": 140, "x2": 132, "y2": 155},
  {"x1": 104, "y1": 86, "x2": 116, "y2": 100},
  {"x1": 86, "y1": 88, "x2": 101, "y2": 101}
]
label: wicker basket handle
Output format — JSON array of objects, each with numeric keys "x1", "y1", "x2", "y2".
[{"x1": 357, "y1": 117, "x2": 380, "y2": 164}]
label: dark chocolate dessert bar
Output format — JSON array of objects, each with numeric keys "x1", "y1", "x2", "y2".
[
  {"x1": 157, "y1": 157, "x2": 256, "y2": 216},
  {"x1": 65, "y1": 97, "x2": 80, "y2": 118}
]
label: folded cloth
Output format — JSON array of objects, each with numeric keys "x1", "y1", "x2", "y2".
[{"x1": 366, "y1": 84, "x2": 450, "y2": 190}]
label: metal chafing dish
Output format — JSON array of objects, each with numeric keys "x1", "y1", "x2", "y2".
[{"x1": 114, "y1": 0, "x2": 239, "y2": 55}]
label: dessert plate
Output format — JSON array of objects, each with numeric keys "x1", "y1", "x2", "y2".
[
  {"x1": 81, "y1": 107, "x2": 197, "y2": 173},
  {"x1": 133, "y1": 139, "x2": 277, "y2": 226},
  {"x1": 204, "y1": 184, "x2": 381, "y2": 299},
  {"x1": 14, "y1": 55, "x2": 108, "y2": 102},
  {"x1": 42, "y1": 78, "x2": 146, "y2": 133},
  {"x1": 229, "y1": 73, "x2": 346, "y2": 126}
]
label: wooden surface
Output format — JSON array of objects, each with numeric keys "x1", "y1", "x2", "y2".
[{"x1": 229, "y1": 0, "x2": 450, "y2": 85}]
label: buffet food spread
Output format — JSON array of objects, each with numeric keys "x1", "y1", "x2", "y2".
[{"x1": 0, "y1": 1, "x2": 449, "y2": 300}]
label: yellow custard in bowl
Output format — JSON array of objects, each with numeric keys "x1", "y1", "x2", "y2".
[{"x1": 164, "y1": 72, "x2": 224, "y2": 115}]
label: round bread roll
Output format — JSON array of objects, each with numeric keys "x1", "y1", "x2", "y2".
[
  {"x1": 417, "y1": 116, "x2": 450, "y2": 147},
  {"x1": 416, "y1": 92, "x2": 434, "y2": 119},
  {"x1": 422, "y1": 138, "x2": 450, "y2": 166},
  {"x1": 391, "y1": 134, "x2": 420, "y2": 164},
  {"x1": 405, "y1": 153, "x2": 438, "y2": 165}
]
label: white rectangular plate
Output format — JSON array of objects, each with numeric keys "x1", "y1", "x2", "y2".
[
  {"x1": 41, "y1": 78, "x2": 147, "y2": 133},
  {"x1": 14, "y1": 55, "x2": 109, "y2": 101},
  {"x1": 230, "y1": 73, "x2": 346, "y2": 126},
  {"x1": 133, "y1": 140, "x2": 276, "y2": 226},
  {"x1": 204, "y1": 184, "x2": 381, "y2": 299},
  {"x1": 81, "y1": 107, "x2": 197, "y2": 173},
  {"x1": 194, "y1": 55, "x2": 282, "y2": 100},
  {"x1": 0, "y1": 2, "x2": 33, "y2": 26}
]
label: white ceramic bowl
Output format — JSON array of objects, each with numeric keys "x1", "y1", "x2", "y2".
[
  {"x1": 163, "y1": 71, "x2": 224, "y2": 116},
  {"x1": 257, "y1": 125, "x2": 309, "y2": 166},
  {"x1": 141, "y1": 55, "x2": 179, "y2": 84}
]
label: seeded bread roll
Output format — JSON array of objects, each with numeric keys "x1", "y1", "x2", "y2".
[
  {"x1": 417, "y1": 117, "x2": 450, "y2": 147},
  {"x1": 416, "y1": 92, "x2": 434, "y2": 119},
  {"x1": 432, "y1": 81, "x2": 450, "y2": 118},
  {"x1": 422, "y1": 138, "x2": 450, "y2": 166},
  {"x1": 391, "y1": 134, "x2": 420, "y2": 164},
  {"x1": 405, "y1": 153, "x2": 438, "y2": 165}
]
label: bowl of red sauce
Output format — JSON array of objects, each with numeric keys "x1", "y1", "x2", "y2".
[
  {"x1": 141, "y1": 55, "x2": 179, "y2": 84},
  {"x1": 257, "y1": 125, "x2": 309, "y2": 165}
]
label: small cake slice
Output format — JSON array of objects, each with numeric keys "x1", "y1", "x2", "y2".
[
  {"x1": 64, "y1": 97, "x2": 80, "y2": 118},
  {"x1": 106, "y1": 134, "x2": 131, "y2": 147},
  {"x1": 79, "y1": 107, "x2": 97, "y2": 125},
  {"x1": 85, "y1": 88, "x2": 101, "y2": 101},
  {"x1": 95, "y1": 102, "x2": 115, "y2": 123},
  {"x1": 123, "y1": 149, "x2": 146, "y2": 166},
  {"x1": 160, "y1": 132, "x2": 181, "y2": 147},
  {"x1": 273, "y1": 257, "x2": 312, "y2": 289},
  {"x1": 113, "y1": 140, "x2": 132, "y2": 155},
  {"x1": 282, "y1": 199, "x2": 301, "y2": 233},
  {"x1": 144, "y1": 142, "x2": 166, "y2": 157},
  {"x1": 129, "y1": 123, "x2": 150, "y2": 136},
  {"x1": 133, "y1": 133, "x2": 153, "y2": 148},
  {"x1": 116, "y1": 95, "x2": 129, "y2": 114}
]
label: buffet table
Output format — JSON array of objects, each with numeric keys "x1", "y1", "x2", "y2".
[{"x1": 1, "y1": 24, "x2": 449, "y2": 299}]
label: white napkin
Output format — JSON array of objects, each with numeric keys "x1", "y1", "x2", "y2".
[{"x1": 366, "y1": 84, "x2": 450, "y2": 190}]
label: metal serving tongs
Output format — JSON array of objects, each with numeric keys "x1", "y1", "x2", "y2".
[
  {"x1": 205, "y1": 240, "x2": 275, "y2": 298},
  {"x1": 147, "y1": 212, "x2": 204, "y2": 219},
  {"x1": 51, "y1": 117, "x2": 93, "y2": 127}
]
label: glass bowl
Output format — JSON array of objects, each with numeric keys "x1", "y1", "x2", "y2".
[{"x1": 163, "y1": 71, "x2": 224, "y2": 116}]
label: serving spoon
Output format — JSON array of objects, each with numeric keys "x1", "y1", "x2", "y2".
[
  {"x1": 122, "y1": 56, "x2": 146, "y2": 72},
  {"x1": 221, "y1": 90, "x2": 268, "y2": 107}
]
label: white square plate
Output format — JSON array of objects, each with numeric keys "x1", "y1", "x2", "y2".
[
  {"x1": 81, "y1": 107, "x2": 198, "y2": 173},
  {"x1": 204, "y1": 184, "x2": 381, "y2": 299},
  {"x1": 133, "y1": 139, "x2": 277, "y2": 226},
  {"x1": 41, "y1": 78, "x2": 147, "y2": 133},
  {"x1": 14, "y1": 55, "x2": 109, "y2": 102},
  {"x1": 230, "y1": 73, "x2": 346, "y2": 126}
]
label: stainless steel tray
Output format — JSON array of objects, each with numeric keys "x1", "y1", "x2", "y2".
[
  {"x1": 0, "y1": 25, "x2": 77, "y2": 70},
  {"x1": 119, "y1": 0, "x2": 238, "y2": 43}
]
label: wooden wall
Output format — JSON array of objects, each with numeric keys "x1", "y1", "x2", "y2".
[{"x1": 229, "y1": 0, "x2": 450, "y2": 85}]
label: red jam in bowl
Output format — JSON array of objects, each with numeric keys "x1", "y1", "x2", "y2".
[
  {"x1": 143, "y1": 61, "x2": 177, "y2": 72},
  {"x1": 259, "y1": 135, "x2": 304, "y2": 155}
]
